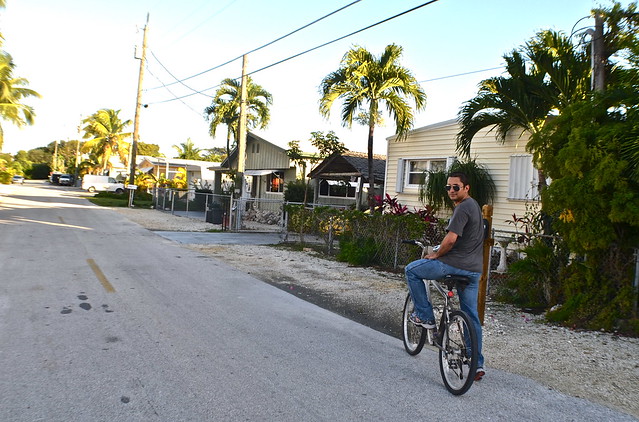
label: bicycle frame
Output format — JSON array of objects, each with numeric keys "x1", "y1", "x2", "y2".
[
  {"x1": 401, "y1": 239, "x2": 479, "y2": 395},
  {"x1": 424, "y1": 278, "x2": 454, "y2": 348}
]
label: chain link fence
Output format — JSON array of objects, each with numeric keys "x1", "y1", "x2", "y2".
[{"x1": 153, "y1": 188, "x2": 232, "y2": 228}]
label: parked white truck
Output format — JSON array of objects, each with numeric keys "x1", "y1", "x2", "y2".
[{"x1": 81, "y1": 175, "x2": 125, "y2": 193}]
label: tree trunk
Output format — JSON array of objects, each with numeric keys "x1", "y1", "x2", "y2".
[{"x1": 367, "y1": 122, "x2": 375, "y2": 213}]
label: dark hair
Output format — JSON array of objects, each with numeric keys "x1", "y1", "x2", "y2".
[{"x1": 448, "y1": 171, "x2": 469, "y2": 186}]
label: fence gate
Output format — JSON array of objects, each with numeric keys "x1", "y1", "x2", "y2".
[{"x1": 230, "y1": 197, "x2": 285, "y2": 233}]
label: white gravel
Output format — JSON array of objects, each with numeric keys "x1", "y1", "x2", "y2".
[{"x1": 113, "y1": 207, "x2": 639, "y2": 419}]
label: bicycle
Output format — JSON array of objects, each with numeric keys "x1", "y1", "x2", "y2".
[{"x1": 401, "y1": 239, "x2": 479, "y2": 395}]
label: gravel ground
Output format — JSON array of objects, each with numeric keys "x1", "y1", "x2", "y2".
[{"x1": 113, "y1": 207, "x2": 639, "y2": 419}]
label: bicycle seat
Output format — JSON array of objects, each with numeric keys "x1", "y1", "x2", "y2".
[{"x1": 438, "y1": 274, "x2": 472, "y2": 289}]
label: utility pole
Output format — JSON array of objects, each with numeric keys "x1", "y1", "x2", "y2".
[
  {"x1": 74, "y1": 127, "x2": 81, "y2": 186},
  {"x1": 591, "y1": 13, "x2": 605, "y2": 92},
  {"x1": 236, "y1": 54, "x2": 249, "y2": 197},
  {"x1": 52, "y1": 140, "x2": 58, "y2": 173},
  {"x1": 129, "y1": 13, "x2": 149, "y2": 186}
]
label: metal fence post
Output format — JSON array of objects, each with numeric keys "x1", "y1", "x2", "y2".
[
  {"x1": 185, "y1": 189, "x2": 190, "y2": 217},
  {"x1": 393, "y1": 226, "x2": 400, "y2": 270}
]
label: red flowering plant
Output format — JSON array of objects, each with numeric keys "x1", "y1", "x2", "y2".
[{"x1": 373, "y1": 194, "x2": 410, "y2": 215}]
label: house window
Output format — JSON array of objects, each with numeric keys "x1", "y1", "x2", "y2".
[
  {"x1": 251, "y1": 143, "x2": 260, "y2": 153},
  {"x1": 508, "y1": 155, "x2": 539, "y2": 200},
  {"x1": 267, "y1": 171, "x2": 284, "y2": 193},
  {"x1": 405, "y1": 159, "x2": 447, "y2": 186},
  {"x1": 319, "y1": 179, "x2": 356, "y2": 198}
]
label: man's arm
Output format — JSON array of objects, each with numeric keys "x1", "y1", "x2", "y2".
[{"x1": 424, "y1": 231, "x2": 458, "y2": 260}]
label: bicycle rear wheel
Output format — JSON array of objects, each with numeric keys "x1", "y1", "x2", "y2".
[
  {"x1": 402, "y1": 294, "x2": 426, "y2": 355},
  {"x1": 439, "y1": 310, "x2": 478, "y2": 395}
]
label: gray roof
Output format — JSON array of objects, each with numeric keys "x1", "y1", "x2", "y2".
[{"x1": 308, "y1": 151, "x2": 386, "y2": 183}]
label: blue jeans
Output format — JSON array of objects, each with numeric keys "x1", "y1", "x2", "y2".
[{"x1": 405, "y1": 258, "x2": 484, "y2": 368}]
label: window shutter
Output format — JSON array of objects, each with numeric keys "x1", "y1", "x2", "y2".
[
  {"x1": 509, "y1": 155, "x2": 539, "y2": 200},
  {"x1": 395, "y1": 159, "x2": 405, "y2": 193}
]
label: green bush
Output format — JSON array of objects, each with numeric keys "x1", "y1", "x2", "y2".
[
  {"x1": 284, "y1": 179, "x2": 314, "y2": 203},
  {"x1": 494, "y1": 238, "x2": 568, "y2": 308},
  {"x1": 0, "y1": 171, "x2": 11, "y2": 184},
  {"x1": 337, "y1": 236, "x2": 380, "y2": 266},
  {"x1": 89, "y1": 191, "x2": 153, "y2": 208},
  {"x1": 544, "y1": 245, "x2": 638, "y2": 336}
]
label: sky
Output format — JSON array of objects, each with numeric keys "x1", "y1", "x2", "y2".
[{"x1": 0, "y1": 0, "x2": 632, "y2": 157}]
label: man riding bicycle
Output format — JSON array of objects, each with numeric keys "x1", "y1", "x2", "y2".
[{"x1": 404, "y1": 171, "x2": 485, "y2": 381}]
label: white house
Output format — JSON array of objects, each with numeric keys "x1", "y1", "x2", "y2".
[
  {"x1": 137, "y1": 156, "x2": 220, "y2": 189},
  {"x1": 384, "y1": 119, "x2": 540, "y2": 233}
]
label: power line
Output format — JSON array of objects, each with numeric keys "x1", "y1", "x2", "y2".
[
  {"x1": 148, "y1": 0, "x2": 364, "y2": 91},
  {"x1": 145, "y1": 66, "x2": 203, "y2": 116},
  {"x1": 245, "y1": 0, "x2": 441, "y2": 77},
  {"x1": 149, "y1": 0, "x2": 442, "y2": 105},
  {"x1": 419, "y1": 66, "x2": 503, "y2": 83}
]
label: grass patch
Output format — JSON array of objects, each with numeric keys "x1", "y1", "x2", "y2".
[{"x1": 87, "y1": 191, "x2": 153, "y2": 208}]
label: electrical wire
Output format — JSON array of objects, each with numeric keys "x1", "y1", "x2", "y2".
[
  {"x1": 145, "y1": 66, "x2": 204, "y2": 115},
  {"x1": 419, "y1": 66, "x2": 503, "y2": 83},
  {"x1": 148, "y1": 0, "x2": 364, "y2": 91},
  {"x1": 149, "y1": 0, "x2": 442, "y2": 105}
]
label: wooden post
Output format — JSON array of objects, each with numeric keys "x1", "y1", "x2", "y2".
[{"x1": 478, "y1": 204, "x2": 494, "y2": 325}]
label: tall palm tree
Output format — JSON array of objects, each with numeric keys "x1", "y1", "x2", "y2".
[
  {"x1": 319, "y1": 44, "x2": 426, "y2": 211},
  {"x1": 0, "y1": 51, "x2": 40, "y2": 151},
  {"x1": 203, "y1": 77, "x2": 272, "y2": 161},
  {"x1": 81, "y1": 109, "x2": 132, "y2": 175},
  {"x1": 456, "y1": 30, "x2": 590, "y2": 191},
  {"x1": 173, "y1": 138, "x2": 202, "y2": 160}
]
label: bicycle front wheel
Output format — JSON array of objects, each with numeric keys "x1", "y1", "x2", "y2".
[
  {"x1": 402, "y1": 294, "x2": 426, "y2": 355},
  {"x1": 439, "y1": 310, "x2": 478, "y2": 395}
]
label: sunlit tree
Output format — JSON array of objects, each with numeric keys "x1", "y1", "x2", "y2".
[
  {"x1": 204, "y1": 77, "x2": 272, "y2": 161},
  {"x1": 319, "y1": 44, "x2": 426, "y2": 211},
  {"x1": 81, "y1": 109, "x2": 131, "y2": 175}
]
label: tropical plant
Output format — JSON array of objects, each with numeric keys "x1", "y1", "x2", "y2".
[
  {"x1": 81, "y1": 109, "x2": 132, "y2": 174},
  {"x1": 172, "y1": 138, "x2": 202, "y2": 160},
  {"x1": 319, "y1": 44, "x2": 426, "y2": 212},
  {"x1": 0, "y1": 51, "x2": 40, "y2": 151},
  {"x1": 203, "y1": 77, "x2": 272, "y2": 161},
  {"x1": 419, "y1": 159, "x2": 496, "y2": 212},
  {"x1": 456, "y1": 30, "x2": 590, "y2": 192},
  {"x1": 170, "y1": 166, "x2": 188, "y2": 189},
  {"x1": 137, "y1": 141, "x2": 161, "y2": 157}
]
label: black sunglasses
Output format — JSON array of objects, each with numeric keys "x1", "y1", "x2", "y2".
[{"x1": 445, "y1": 185, "x2": 462, "y2": 192}]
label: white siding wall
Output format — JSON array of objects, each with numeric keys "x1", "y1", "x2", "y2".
[{"x1": 384, "y1": 120, "x2": 535, "y2": 232}]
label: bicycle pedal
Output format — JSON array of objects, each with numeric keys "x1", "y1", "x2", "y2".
[{"x1": 427, "y1": 329, "x2": 439, "y2": 345}]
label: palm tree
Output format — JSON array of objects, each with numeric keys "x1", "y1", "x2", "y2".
[
  {"x1": 173, "y1": 138, "x2": 202, "y2": 160},
  {"x1": 81, "y1": 109, "x2": 132, "y2": 175},
  {"x1": 456, "y1": 30, "x2": 590, "y2": 186},
  {"x1": 203, "y1": 77, "x2": 272, "y2": 161},
  {"x1": 319, "y1": 44, "x2": 426, "y2": 211},
  {"x1": 0, "y1": 51, "x2": 40, "y2": 151},
  {"x1": 419, "y1": 159, "x2": 496, "y2": 212}
]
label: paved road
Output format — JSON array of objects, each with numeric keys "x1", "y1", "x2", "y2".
[{"x1": 0, "y1": 182, "x2": 636, "y2": 421}]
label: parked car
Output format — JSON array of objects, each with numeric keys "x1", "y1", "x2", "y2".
[
  {"x1": 49, "y1": 172, "x2": 63, "y2": 184},
  {"x1": 58, "y1": 174, "x2": 73, "y2": 186},
  {"x1": 12, "y1": 175, "x2": 25, "y2": 184},
  {"x1": 81, "y1": 175, "x2": 125, "y2": 193}
]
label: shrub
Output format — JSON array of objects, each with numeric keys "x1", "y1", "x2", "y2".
[
  {"x1": 337, "y1": 236, "x2": 380, "y2": 266},
  {"x1": 284, "y1": 179, "x2": 313, "y2": 203},
  {"x1": 494, "y1": 238, "x2": 569, "y2": 308}
]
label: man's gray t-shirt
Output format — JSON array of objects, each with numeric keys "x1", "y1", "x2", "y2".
[{"x1": 438, "y1": 197, "x2": 484, "y2": 273}]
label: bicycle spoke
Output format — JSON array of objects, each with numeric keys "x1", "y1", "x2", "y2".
[{"x1": 439, "y1": 310, "x2": 478, "y2": 395}]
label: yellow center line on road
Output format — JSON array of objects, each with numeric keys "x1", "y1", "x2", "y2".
[{"x1": 87, "y1": 259, "x2": 116, "y2": 293}]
